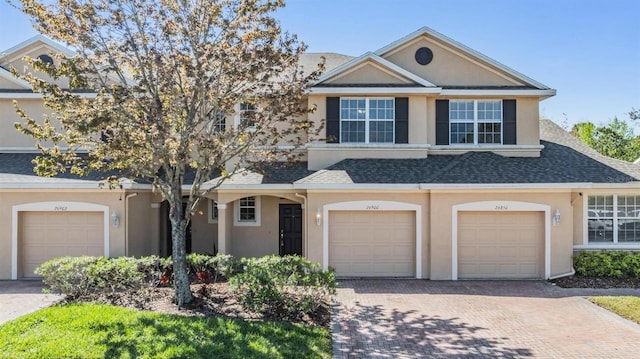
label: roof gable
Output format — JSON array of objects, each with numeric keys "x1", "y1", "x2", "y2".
[
  {"x1": 0, "y1": 35, "x2": 75, "y2": 91},
  {"x1": 375, "y1": 27, "x2": 550, "y2": 90},
  {"x1": 0, "y1": 35, "x2": 74, "y2": 64},
  {"x1": 316, "y1": 52, "x2": 437, "y2": 88}
]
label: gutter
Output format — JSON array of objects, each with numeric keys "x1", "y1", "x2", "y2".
[{"x1": 124, "y1": 193, "x2": 138, "y2": 255}]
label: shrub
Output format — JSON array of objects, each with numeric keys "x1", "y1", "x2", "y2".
[
  {"x1": 87, "y1": 257, "x2": 144, "y2": 292},
  {"x1": 574, "y1": 250, "x2": 640, "y2": 278},
  {"x1": 229, "y1": 255, "x2": 336, "y2": 319},
  {"x1": 35, "y1": 256, "x2": 101, "y2": 298}
]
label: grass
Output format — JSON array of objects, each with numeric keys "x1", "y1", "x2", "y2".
[
  {"x1": 0, "y1": 303, "x2": 331, "y2": 359},
  {"x1": 589, "y1": 296, "x2": 640, "y2": 324}
]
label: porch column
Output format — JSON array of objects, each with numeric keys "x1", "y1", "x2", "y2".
[{"x1": 217, "y1": 203, "x2": 229, "y2": 254}]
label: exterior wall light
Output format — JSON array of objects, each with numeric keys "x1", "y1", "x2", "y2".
[
  {"x1": 553, "y1": 209, "x2": 560, "y2": 226},
  {"x1": 111, "y1": 211, "x2": 120, "y2": 228},
  {"x1": 316, "y1": 208, "x2": 322, "y2": 226}
]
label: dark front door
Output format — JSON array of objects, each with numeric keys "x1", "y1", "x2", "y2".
[{"x1": 279, "y1": 204, "x2": 303, "y2": 256}]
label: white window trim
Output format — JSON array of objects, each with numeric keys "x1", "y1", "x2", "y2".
[
  {"x1": 11, "y1": 201, "x2": 110, "y2": 280},
  {"x1": 233, "y1": 196, "x2": 261, "y2": 227},
  {"x1": 322, "y1": 200, "x2": 422, "y2": 279},
  {"x1": 582, "y1": 193, "x2": 640, "y2": 248},
  {"x1": 234, "y1": 102, "x2": 258, "y2": 132},
  {"x1": 451, "y1": 201, "x2": 551, "y2": 280},
  {"x1": 449, "y1": 99, "x2": 503, "y2": 146},
  {"x1": 208, "y1": 199, "x2": 218, "y2": 224},
  {"x1": 339, "y1": 97, "x2": 395, "y2": 144}
]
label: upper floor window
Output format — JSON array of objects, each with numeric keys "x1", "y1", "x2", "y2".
[
  {"x1": 207, "y1": 111, "x2": 225, "y2": 133},
  {"x1": 340, "y1": 98, "x2": 394, "y2": 143},
  {"x1": 240, "y1": 103, "x2": 257, "y2": 127},
  {"x1": 450, "y1": 100, "x2": 502, "y2": 145},
  {"x1": 588, "y1": 195, "x2": 640, "y2": 244}
]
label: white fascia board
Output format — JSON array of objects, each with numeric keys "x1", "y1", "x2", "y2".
[
  {"x1": 293, "y1": 183, "x2": 421, "y2": 190},
  {"x1": 1, "y1": 35, "x2": 75, "y2": 60},
  {"x1": 0, "y1": 92, "x2": 97, "y2": 99},
  {"x1": 440, "y1": 89, "x2": 557, "y2": 97},
  {"x1": 366, "y1": 54, "x2": 437, "y2": 87},
  {"x1": 315, "y1": 52, "x2": 437, "y2": 88},
  {"x1": 422, "y1": 182, "x2": 640, "y2": 190},
  {"x1": 0, "y1": 68, "x2": 31, "y2": 89},
  {"x1": 291, "y1": 182, "x2": 640, "y2": 191},
  {"x1": 374, "y1": 26, "x2": 552, "y2": 90},
  {"x1": 309, "y1": 87, "x2": 442, "y2": 95},
  {"x1": 0, "y1": 147, "x2": 42, "y2": 153},
  {"x1": 215, "y1": 184, "x2": 294, "y2": 190},
  {"x1": 0, "y1": 182, "x2": 104, "y2": 189}
]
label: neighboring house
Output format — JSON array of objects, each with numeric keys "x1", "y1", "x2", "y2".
[{"x1": 2, "y1": 27, "x2": 639, "y2": 281}]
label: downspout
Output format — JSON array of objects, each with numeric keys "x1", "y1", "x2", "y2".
[
  {"x1": 124, "y1": 193, "x2": 138, "y2": 256},
  {"x1": 549, "y1": 267, "x2": 575, "y2": 280},
  {"x1": 294, "y1": 193, "x2": 308, "y2": 257}
]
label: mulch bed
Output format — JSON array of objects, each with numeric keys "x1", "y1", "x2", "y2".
[
  {"x1": 551, "y1": 276, "x2": 640, "y2": 289},
  {"x1": 70, "y1": 282, "x2": 331, "y2": 328}
]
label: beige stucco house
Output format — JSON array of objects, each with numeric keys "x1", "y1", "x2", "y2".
[{"x1": 2, "y1": 27, "x2": 639, "y2": 281}]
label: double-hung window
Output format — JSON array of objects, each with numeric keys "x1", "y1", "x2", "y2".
[
  {"x1": 450, "y1": 100, "x2": 502, "y2": 145},
  {"x1": 234, "y1": 196, "x2": 261, "y2": 226},
  {"x1": 240, "y1": 103, "x2": 256, "y2": 127},
  {"x1": 340, "y1": 98, "x2": 394, "y2": 143},
  {"x1": 587, "y1": 195, "x2": 640, "y2": 243}
]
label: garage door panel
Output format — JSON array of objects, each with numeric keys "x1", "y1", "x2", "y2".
[
  {"x1": 329, "y1": 211, "x2": 415, "y2": 277},
  {"x1": 459, "y1": 211, "x2": 543, "y2": 279},
  {"x1": 20, "y1": 211, "x2": 105, "y2": 278}
]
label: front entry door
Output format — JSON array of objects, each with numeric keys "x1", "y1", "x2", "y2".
[{"x1": 279, "y1": 204, "x2": 303, "y2": 256}]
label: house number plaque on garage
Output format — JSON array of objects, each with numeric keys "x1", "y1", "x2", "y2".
[
  {"x1": 53, "y1": 206, "x2": 69, "y2": 211},
  {"x1": 494, "y1": 205, "x2": 509, "y2": 211},
  {"x1": 365, "y1": 205, "x2": 380, "y2": 210}
]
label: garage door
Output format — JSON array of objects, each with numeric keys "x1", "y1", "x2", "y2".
[
  {"x1": 20, "y1": 212, "x2": 104, "y2": 278},
  {"x1": 329, "y1": 211, "x2": 415, "y2": 277},
  {"x1": 458, "y1": 211, "x2": 543, "y2": 279}
]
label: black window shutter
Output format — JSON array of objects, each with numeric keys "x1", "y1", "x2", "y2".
[
  {"x1": 326, "y1": 97, "x2": 340, "y2": 143},
  {"x1": 503, "y1": 99, "x2": 516, "y2": 145},
  {"x1": 435, "y1": 99, "x2": 449, "y2": 145},
  {"x1": 395, "y1": 97, "x2": 409, "y2": 144}
]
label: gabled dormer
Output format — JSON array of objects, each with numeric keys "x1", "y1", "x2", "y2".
[
  {"x1": 0, "y1": 35, "x2": 75, "y2": 91},
  {"x1": 306, "y1": 27, "x2": 556, "y2": 170}
]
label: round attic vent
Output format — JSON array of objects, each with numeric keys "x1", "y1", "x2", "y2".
[
  {"x1": 37, "y1": 54, "x2": 54, "y2": 65},
  {"x1": 414, "y1": 47, "x2": 433, "y2": 65}
]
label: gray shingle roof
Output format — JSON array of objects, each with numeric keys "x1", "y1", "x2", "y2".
[
  {"x1": 325, "y1": 120, "x2": 640, "y2": 184},
  {"x1": 2, "y1": 120, "x2": 639, "y2": 186}
]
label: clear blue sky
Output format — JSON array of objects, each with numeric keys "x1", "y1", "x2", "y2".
[{"x1": 2, "y1": 0, "x2": 639, "y2": 130}]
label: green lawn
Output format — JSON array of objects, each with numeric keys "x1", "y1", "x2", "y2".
[
  {"x1": 0, "y1": 303, "x2": 331, "y2": 359},
  {"x1": 589, "y1": 296, "x2": 640, "y2": 324}
]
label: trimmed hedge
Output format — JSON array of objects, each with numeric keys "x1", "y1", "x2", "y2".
[
  {"x1": 573, "y1": 250, "x2": 640, "y2": 278},
  {"x1": 229, "y1": 255, "x2": 336, "y2": 319}
]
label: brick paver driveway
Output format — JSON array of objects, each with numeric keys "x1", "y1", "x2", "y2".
[
  {"x1": 0, "y1": 280, "x2": 62, "y2": 325},
  {"x1": 332, "y1": 280, "x2": 640, "y2": 358}
]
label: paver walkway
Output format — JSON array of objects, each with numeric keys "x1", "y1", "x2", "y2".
[
  {"x1": 0, "y1": 280, "x2": 62, "y2": 325},
  {"x1": 332, "y1": 280, "x2": 640, "y2": 358}
]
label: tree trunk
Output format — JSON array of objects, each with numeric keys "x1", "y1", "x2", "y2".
[{"x1": 168, "y1": 192, "x2": 194, "y2": 306}]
